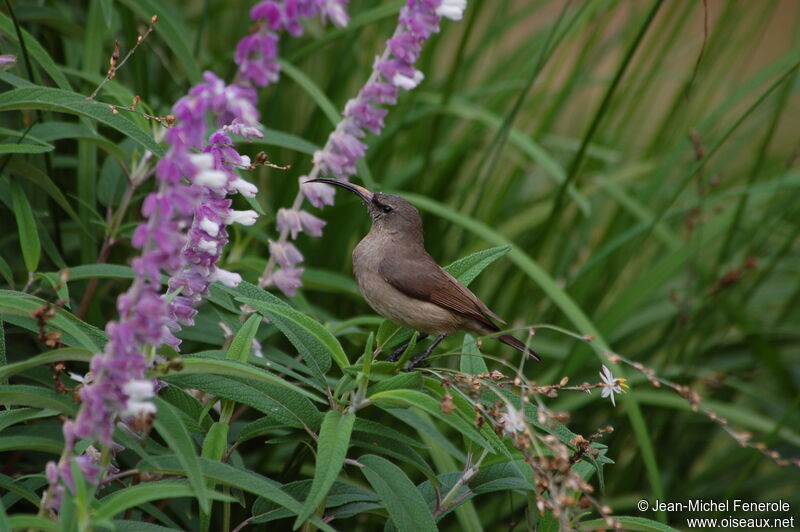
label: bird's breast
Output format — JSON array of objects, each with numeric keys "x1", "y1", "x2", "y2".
[{"x1": 352, "y1": 234, "x2": 463, "y2": 335}]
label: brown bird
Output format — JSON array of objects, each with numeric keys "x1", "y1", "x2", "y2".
[{"x1": 305, "y1": 179, "x2": 540, "y2": 369}]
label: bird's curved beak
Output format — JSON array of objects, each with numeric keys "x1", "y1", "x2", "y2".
[{"x1": 304, "y1": 178, "x2": 373, "y2": 204}]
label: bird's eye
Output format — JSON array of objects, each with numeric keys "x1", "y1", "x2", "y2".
[{"x1": 382, "y1": 205, "x2": 393, "y2": 214}]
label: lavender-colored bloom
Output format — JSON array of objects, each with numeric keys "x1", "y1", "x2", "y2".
[
  {"x1": 276, "y1": 208, "x2": 326, "y2": 239},
  {"x1": 264, "y1": 0, "x2": 467, "y2": 297},
  {"x1": 299, "y1": 175, "x2": 336, "y2": 208},
  {"x1": 311, "y1": 0, "x2": 465, "y2": 182},
  {"x1": 269, "y1": 240, "x2": 304, "y2": 268},
  {"x1": 271, "y1": 266, "x2": 304, "y2": 296},
  {"x1": 0, "y1": 54, "x2": 15, "y2": 71},
  {"x1": 49, "y1": 70, "x2": 264, "y2": 507},
  {"x1": 237, "y1": 0, "x2": 351, "y2": 87}
]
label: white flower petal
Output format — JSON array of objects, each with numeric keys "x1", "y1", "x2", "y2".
[
  {"x1": 199, "y1": 218, "x2": 220, "y2": 237},
  {"x1": 231, "y1": 177, "x2": 258, "y2": 197},
  {"x1": 188, "y1": 152, "x2": 214, "y2": 170},
  {"x1": 224, "y1": 209, "x2": 258, "y2": 226},
  {"x1": 211, "y1": 268, "x2": 242, "y2": 287},
  {"x1": 195, "y1": 169, "x2": 228, "y2": 187}
]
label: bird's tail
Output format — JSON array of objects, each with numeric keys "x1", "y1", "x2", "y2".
[{"x1": 498, "y1": 334, "x2": 541, "y2": 362}]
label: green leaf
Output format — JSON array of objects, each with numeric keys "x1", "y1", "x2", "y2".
[
  {"x1": 166, "y1": 374, "x2": 322, "y2": 431},
  {"x1": 0, "y1": 435, "x2": 63, "y2": 454},
  {"x1": 580, "y1": 516, "x2": 680, "y2": 532},
  {"x1": 370, "y1": 389, "x2": 493, "y2": 452},
  {"x1": 112, "y1": 522, "x2": 184, "y2": 532},
  {"x1": 6, "y1": 157, "x2": 89, "y2": 233},
  {"x1": 443, "y1": 245, "x2": 511, "y2": 286},
  {"x1": 94, "y1": 481, "x2": 234, "y2": 521},
  {"x1": 117, "y1": 0, "x2": 201, "y2": 83},
  {"x1": 0, "y1": 384, "x2": 77, "y2": 415},
  {"x1": 141, "y1": 456, "x2": 334, "y2": 532},
  {"x1": 367, "y1": 372, "x2": 423, "y2": 396},
  {"x1": 252, "y1": 480, "x2": 379, "y2": 524},
  {"x1": 9, "y1": 180, "x2": 41, "y2": 272},
  {"x1": 152, "y1": 398, "x2": 210, "y2": 513},
  {"x1": 0, "y1": 87, "x2": 163, "y2": 156},
  {"x1": 7, "y1": 515, "x2": 60, "y2": 531},
  {"x1": 459, "y1": 334, "x2": 489, "y2": 375},
  {"x1": 0, "y1": 292, "x2": 104, "y2": 351},
  {"x1": 167, "y1": 356, "x2": 320, "y2": 402},
  {"x1": 0, "y1": 255, "x2": 13, "y2": 287},
  {"x1": 359, "y1": 454, "x2": 437, "y2": 532},
  {"x1": 294, "y1": 410, "x2": 355, "y2": 528},
  {"x1": 28, "y1": 121, "x2": 126, "y2": 159},
  {"x1": 0, "y1": 500, "x2": 8, "y2": 532},
  {"x1": 350, "y1": 430, "x2": 435, "y2": 477},
  {"x1": 238, "y1": 298, "x2": 348, "y2": 377},
  {"x1": 226, "y1": 313, "x2": 261, "y2": 362},
  {"x1": 0, "y1": 13, "x2": 72, "y2": 90},
  {"x1": 0, "y1": 143, "x2": 52, "y2": 154},
  {"x1": 0, "y1": 347, "x2": 94, "y2": 381},
  {"x1": 0, "y1": 317, "x2": 5, "y2": 385},
  {"x1": 0, "y1": 407, "x2": 57, "y2": 432},
  {"x1": 201, "y1": 422, "x2": 229, "y2": 463},
  {"x1": 254, "y1": 128, "x2": 319, "y2": 155}
]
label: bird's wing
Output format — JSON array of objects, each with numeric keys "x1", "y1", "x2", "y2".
[{"x1": 378, "y1": 254, "x2": 505, "y2": 328}]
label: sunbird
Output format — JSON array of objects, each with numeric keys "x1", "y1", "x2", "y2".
[{"x1": 305, "y1": 179, "x2": 540, "y2": 369}]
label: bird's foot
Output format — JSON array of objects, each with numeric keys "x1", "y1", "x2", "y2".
[
  {"x1": 403, "y1": 334, "x2": 446, "y2": 371},
  {"x1": 387, "y1": 333, "x2": 428, "y2": 362}
]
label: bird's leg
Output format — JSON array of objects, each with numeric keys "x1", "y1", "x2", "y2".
[
  {"x1": 405, "y1": 334, "x2": 446, "y2": 371},
  {"x1": 387, "y1": 333, "x2": 428, "y2": 362}
]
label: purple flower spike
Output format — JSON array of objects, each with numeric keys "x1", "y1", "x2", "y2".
[
  {"x1": 262, "y1": 0, "x2": 468, "y2": 297},
  {"x1": 238, "y1": 0, "x2": 352, "y2": 87}
]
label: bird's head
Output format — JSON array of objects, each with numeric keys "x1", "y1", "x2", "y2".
[{"x1": 304, "y1": 178, "x2": 423, "y2": 238}]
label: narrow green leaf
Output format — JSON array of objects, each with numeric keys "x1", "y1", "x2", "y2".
[
  {"x1": 0, "y1": 13, "x2": 72, "y2": 90},
  {"x1": 0, "y1": 255, "x2": 13, "y2": 286},
  {"x1": 0, "y1": 435, "x2": 63, "y2": 454},
  {"x1": 28, "y1": 121, "x2": 126, "y2": 159},
  {"x1": 0, "y1": 407, "x2": 58, "y2": 432},
  {"x1": 580, "y1": 517, "x2": 680, "y2": 532},
  {"x1": 253, "y1": 128, "x2": 319, "y2": 155},
  {"x1": 168, "y1": 356, "x2": 321, "y2": 402},
  {"x1": 294, "y1": 410, "x2": 355, "y2": 528},
  {"x1": 152, "y1": 398, "x2": 210, "y2": 513},
  {"x1": 459, "y1": 334, "x2": 489, "y2": 375},
  {"x1": 200, "y1": 421, "x2": 229, "y2": 532},
  {"x1": 359, "y1": 454, "x2": 437, "y2": 532},
  {"x1": 201, "y1": 422, "x2": 229, "y2": 463},
  {"x1": 0, "y1": 87, "x2": 163, "y2": 156},
  {"x1": 166, "y1": 374, "x2": 322, "y2": 431},
  {"x1": 0, "y1": 384, "x2": 77, "y2": 414},
  {"x1": 370, "y1": 389, "x2": 492, "y2": 452},
  {"x1": 0, "y1": 143, "x2": 52, "y2": 154},
  {"x1": 7, "y1": 515, "x2": 60, "y2": 531},
  {"x1": 226, "y1": 313, "x2": 261, "y2": 362},
  {"x1": 0, "y1": 292, "x2": 104, "y2": 351},
  {"x1": 117, "y1": 0, "x2": 201, "y2": 83},
  {"x1": 141, "y1": 456, "x2": 334, "y2": 532},
  {"x1": 9, "y1": 180, "x2": 41, "y2": 272},
  {"x1": 94, "y1": 481, "x2": 233, "y2": 521},
  {"x1": 238, "y1": 298, "x2": 348, "y2": 376},
  {"x1": 0, "y1": 318, "x2": 5, "y2": 385},
  {"x1": 0, "y1": 499, "x2": 9, "y2": 532}
]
